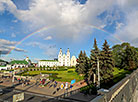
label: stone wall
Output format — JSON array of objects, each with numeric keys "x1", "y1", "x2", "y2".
[{"x1": 91, "y1": 69, "x2": 138, "y2": 102}]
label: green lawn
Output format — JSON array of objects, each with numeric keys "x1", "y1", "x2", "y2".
[
  {"x1": 19, "y1": 68, "x2": 84, "y2": 82},
  {"x1": 101, "y1": 67, "x2": 133, "y2": 89},
  {"x1": 113, "y1": 67, "x2": 132, "y2": 83}
]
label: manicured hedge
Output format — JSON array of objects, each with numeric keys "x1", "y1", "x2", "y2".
[{"x1": 80, "y1": 84, "x2": 97, "y2": 95}]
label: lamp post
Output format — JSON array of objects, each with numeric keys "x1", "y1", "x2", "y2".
[
  {"x1": 12, "y1": 71, "x2": 15, "y2": 85},
  {"x1": 97, "y1": 57, "x2": 100, "y2": 88}
]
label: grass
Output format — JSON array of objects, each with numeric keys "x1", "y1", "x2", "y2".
[
  {"x1": 112, "y1": 67, "x2": 132, "y2": 83},
  {"x1": 101, "y1": 67, "x2": 133, "y2": 89},
  {"x1": 19, "y1": 68, "x2": 84, "y2": 82}
]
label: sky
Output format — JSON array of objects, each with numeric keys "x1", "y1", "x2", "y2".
[{"x1": 0, "y1": 0, "x2": 138, "y2": 62}]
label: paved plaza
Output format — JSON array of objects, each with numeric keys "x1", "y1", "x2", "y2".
[
  {"x1": 0, "y1": 75, "x2": 98, "y2": 102},
  {"x1": 0, "y1": 77, "x2": 87, "y2": 97}
]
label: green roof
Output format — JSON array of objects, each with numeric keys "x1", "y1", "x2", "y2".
[
  {"x1": 0, "y1": 59, "x2": 7, "y2": 62},
  {"x1": 0, "y1": 66, "x2": 6, "y2": 67},
  {"x1": 40, "y1": 60, "x2": 58, "y2": 62},
  {"x1": 10, "y1": 60, "x2": 28, "y2": 65}
]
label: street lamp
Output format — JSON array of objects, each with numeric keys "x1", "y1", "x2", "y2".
[
  {"x1": 97, "y1": 57, "x2": 100, "y2": 88},
  {"x1": 12, "y1": 71, "x2": 15, "y2": 85}
]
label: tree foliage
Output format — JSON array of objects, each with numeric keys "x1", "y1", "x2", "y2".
[
  {"x1": 112, "y1": 42, "x2": 138, "y2": 70},
  {"x1": 76, "y1": 39, "x2": 138, "y2": 86},
  {"x1": 88, "y1": 38, "x2": 99, "y2": 84},
  {"x1": 100, "y1": 40, "x2": 114, "y2": 82},
  {"x1": 76, "y1": 50, "x2": 89, "y2": 75}
]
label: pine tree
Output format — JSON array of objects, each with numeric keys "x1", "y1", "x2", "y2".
[
  {"x1": 83, "y1": 51, "x2": 90, "y2": 83},
  {"x1": 100, "y1": 40, "x2": 114, "y2": 83},
  {"x1": 88, "y1": 38, "x2": 99, "y2": 84},
  {"x1": 76, "y1": 50, "x2": 87, "y2": 74}
]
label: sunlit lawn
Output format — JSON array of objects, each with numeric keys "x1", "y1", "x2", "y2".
[
  {"x1": 20, "y1": 68, "x2": 84, "y2": 82},
  {"x1": 113, "y1": 67, "x2": 132, "y2": 83}
]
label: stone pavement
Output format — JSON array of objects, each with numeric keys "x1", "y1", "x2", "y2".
[{"x1": 0, "y1": 77, "x2": 87, "y2": 97}]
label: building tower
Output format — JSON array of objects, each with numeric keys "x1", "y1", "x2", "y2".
[
  {"x1": 58, "y1": 48, "x2": 63, "y2": 66},
  {"x1": 66, "y1": 48, "x2": 70, "y2": 66}
]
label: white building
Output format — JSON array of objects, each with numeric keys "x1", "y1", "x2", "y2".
[
  {"x1": 38, "y1": 60, "x2": 58, "y2": 67},
  {"x1": 70, "y1": 56, "x2": 77, "y2": 67},
  {"x1": 38, "y1": 48, "x2": 77, "y2": 67},
  {"x1": 10, "y1": 59, "x2": 29, "y2": 69},
  {"x1": 0, "y1": 66, "x2": 8, "y2": 70},
  {"x1": 58, "y1": 48, "x2": 70, "y2": 66}
]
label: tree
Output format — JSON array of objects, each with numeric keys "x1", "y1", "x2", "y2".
[
  {"x1": 76, "y1": 50, "x2": 88, "y2": 75},
  {"x1": 88, "y1": 38, "x2": 100, "y2": 84},
  {"x1": 122, "y1": 45, "x2": 138, "y2": 70},
  {"x1": 100, "y1": 40, "x2": 114, "y2": 83},
  {"x1": 112, "y1": 42, "x2": 138, "y2": 70},
  {"x1": 112, "y1": 44, "x2": 123, "y2": 68}
]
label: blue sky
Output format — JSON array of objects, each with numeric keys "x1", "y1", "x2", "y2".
[{"x1": 0, "y1": 0, "x2": 138, "y2": 62}]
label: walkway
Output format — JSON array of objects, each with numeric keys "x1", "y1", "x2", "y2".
[{"x1": 0, "y1": 78, "x2": 87, "y2": 97}]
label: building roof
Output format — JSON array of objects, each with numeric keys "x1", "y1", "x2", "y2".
[
  {"x1": 40, "y1": 60, "x2": 58, "y2": 62},
  {"x1": 0, "y1": 59, "x2": 7, "y2": 62},
  {"x1": 0, "y1": 65, "x2": 6, "y2": 67},
  {"x1": 10, "y1": 60, "x2": 29, "y2": 65}
]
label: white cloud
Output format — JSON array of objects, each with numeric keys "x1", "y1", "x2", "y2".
[
  {"x1": 12, "y1": 19, "x2": 18, "y2": 23},
  {"x1": 0, "y1": 39, "x2": 16, "y2": 45},
  {"x1": 1, "y1": 0, "x2": 138, "y2": 45},
  {"x1": 115, "y1": 22, "x2": 124, "y2": 30},
  {"x1": 0, "y1": 0, "x2": 116, "y2": 42},
  {"x1": 0, "y1": 39, "x2": 26, "y2": 54},
  {"x1": 26, "y1": 42, "x2": 57, "y2": 58},
  {"x1": 11, "y1": 33, "x2": 16, "y2": 38},
  {"x1": 44, "y1": 36, "x2": 52, "y2": 40},
  {"x1": 114, "y1": 6, "x2": 138, "y2": 46}
]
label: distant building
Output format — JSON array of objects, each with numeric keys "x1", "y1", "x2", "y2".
[
  {"x1": 38, "y1": 48, "x2": 77, "y2": 67},
  {"x1": 10, "y1": 60, "x2": 29, "y2": 68},
  {"x1": 0, "y1": 59, "x2": 8, "y2": 66},
  {"x1": 7, "y1": 57, "x2": 32, "y2": 69},
  {"x1": 70, "y1": 56, "x2": 77, "y2": 67},
  {"x1": 0, "y1": 66, "x2": 8, "y2": 70},
  {"x1": 58, "y1": 48, "x2": 70, "y2": 66},
  {"x1": 32, "y1": 63, "x2": 38, "y2": 67},
  {"x1": 38, "y1": 60, "x2": 58, "y2": 67},
  {"x1": 25, "y1": 57, "x2": 31, "y2": 65}
]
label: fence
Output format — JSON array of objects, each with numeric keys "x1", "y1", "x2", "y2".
[
  {"x1": 91, "y1": 69, "x2": 138, "y2": 102},
  {"x1": 56, "y1": 88, "x2": 81, "y2": 99}
]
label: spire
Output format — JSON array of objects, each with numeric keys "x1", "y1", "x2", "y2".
[
  {"x1": 59, "y1": 48, "x2": 62, "y2": 55},
  {"x1": 67, "y1": 48, "x2": 70, "y2": 52},
  {"x1": 60, "y1": 48, "x2": 62, "y2": 52}
]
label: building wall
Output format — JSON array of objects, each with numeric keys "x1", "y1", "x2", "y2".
[
  {"x1": 38, "y1": 61, "x2": 58, "y2": 67},
  {"x1": 11, "y1": 64, "x2": 28, "y2": 68},
  {"x1": 58, "y1": 48, "x2": 70, "y2": 66},
  {"x1": 0, "y1": 66, "x2": 8, "y2": 70},
  {"x1": 71, "y1": 56, "x2": 77, "y2": 67},
  {"x1": 39, "y1": 48, "x2": 76, "y2": 67}
]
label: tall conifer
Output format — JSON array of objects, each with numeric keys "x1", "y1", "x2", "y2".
[
  {"x1": 100, "y1": 40, "x2": 114, "y2": 82},
  {"x1": 88, "y1": 38, "x2": 99, "y2": 84},
  {"x1": 76, "y1": 50, "x2": 87, "y2": 74}
]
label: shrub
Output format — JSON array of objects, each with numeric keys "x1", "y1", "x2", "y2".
[
  {"x1": 67, "y1": 71, "x2": 73, "y2": 73},
  {"x1": 57, "y1": 68, "x2": 67, "y2": 71},
  {"x1": 80, "y1": 84, "x2": 97, "y2": 95}
]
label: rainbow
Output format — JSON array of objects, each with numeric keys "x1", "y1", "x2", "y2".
[
  {"x1": 6, "y1": 25, "x2": 56, "y2": 55},
  {"x1": 6, "y1": 24, "x2": 123, "y2": 56},
  {"x1": 83, "y1": 24, "x2": 123, "y2": 43}
]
